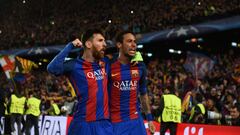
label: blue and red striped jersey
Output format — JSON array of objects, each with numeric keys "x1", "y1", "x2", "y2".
[
  {"x1": 109, "y1": 60, "x2": 147, "y2": 123},
  {"x1": 47, "y1": 43, "x2": 110, "y2": 122}
]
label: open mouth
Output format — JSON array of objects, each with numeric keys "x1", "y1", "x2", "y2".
[
  {"x1": 129, "y1": 49, "x2": 136, "y2": 54},
  {"x1": 100, "y1": 49, "x2": 105, "y2": 54},
  {"x1": 100, "y1": 50, "x2": 105, "y2": 54}
]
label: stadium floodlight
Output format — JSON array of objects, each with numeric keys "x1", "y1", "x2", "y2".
[
  {"x1": 169, "y1": 49, "x2": 174, "y2": 53},
  {"x1": 137, "y1": 44, "x2": 143, "y2": 49},
  {"x1": 50, "y1": 21, "x2": 55, "y2": 25},
  {"x1": 131, "y1": 10, "x2": 134, "y2": 14},
  {"x1": 169, "y1": 49, "x2": 182, "y2": 54},
  {"x1": 231, "y1": 42, "x2": 237, "y2": 47},
  {"x1": 147, "y1": 53, "x2": 152, "y2": 57},
  {"x1": 38, "y1": 62, "x2": 42, "y2": 66},
  {"x1": 108, "y1": 20, "x2": 112, "y2": 24},
  {"x1": 22, "y1": 0, "x2": 26, "y2": 4},
  {"x1": 0, "y1": 30, "x2": 2, "y2": 34}
]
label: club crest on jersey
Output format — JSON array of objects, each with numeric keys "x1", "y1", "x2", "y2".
[
  {"x1": 131, "y1": 70, "x2": 139, "y2": 77},
  {"x1": 87, "y1": 69, "x2": 106, "y2": 80}
]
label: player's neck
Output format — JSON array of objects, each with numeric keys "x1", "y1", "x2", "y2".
[
  {"x1": 118, "y1": 54, "x2": 130, "y2": 64},
  {"x1": 82, "y1": 51, "x2": 95, "y2": 63}
]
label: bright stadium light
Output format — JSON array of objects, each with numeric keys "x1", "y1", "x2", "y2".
[
  {"x1": 232, "y1": 42, "x2": 237, "y2": 47},
  {"x1": 0, "y1": 30, "x2": 2, "y2": 34},
  {"x1": 23, "y1": 0, "x2": 26, "y2": 4},
  {"x1": 38, "y1": 62, "x2": 42, "y2": 65},
  {"x1": 130, "y1": 10, "x2": 134, "y2": 14},
  {"x1": 50, "y1": 21, "x2": 55, "y2": 25},
  {"x1": 147, "y1": 53, "x2": 152, "y2": 57},
  {"x1": 169, "y1": 49, "x2": 174, "y2": 53},
  {"x1": 169, "y1": 49, "x2": 182, "y2": 54},
  {"x1": 137, "y1": 44, "x2": 143, "y2": 49},
  {"x1": 108, "y1": 20, "x2": 112, "y2": 24}
]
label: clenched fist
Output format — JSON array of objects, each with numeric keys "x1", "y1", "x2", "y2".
[{"x1": 72, "y1": 38, "x2": 83, "y2": 48}]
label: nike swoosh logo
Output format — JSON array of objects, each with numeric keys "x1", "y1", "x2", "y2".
[{"x1": 111, "y1": 73, "x2": 119, "y2": 77}]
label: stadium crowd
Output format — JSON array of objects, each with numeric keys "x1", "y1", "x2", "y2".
[
  {"x1": 0, "y1": 0, "x2": 239, "y2": 50},
  {"x1": 146, "y1": 49, "x2": 240, "y2": 126}
]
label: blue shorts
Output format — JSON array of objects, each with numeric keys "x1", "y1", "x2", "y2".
[
  {"x1": 68, "y1": 119, "x2": 113, "y2": 135},
  {"x1": 112, "y1": 117, "x2": 147, "y2": 135}
]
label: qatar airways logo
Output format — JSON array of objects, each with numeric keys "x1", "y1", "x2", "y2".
[
  {"x1": 113, "y1": 80, "x2": 138, "y2": 91},
  {"x1": 86, "y1": 69, "x2": 107, "y2": 80}
]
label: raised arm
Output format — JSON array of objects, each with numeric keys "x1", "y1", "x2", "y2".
[{"x1": 47, "y1": 39, "x2": 82, "y2": 76}]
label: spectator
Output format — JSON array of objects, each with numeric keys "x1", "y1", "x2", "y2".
[{"x1": 230, "y1": 103, "x2": 240, "y2": 126}]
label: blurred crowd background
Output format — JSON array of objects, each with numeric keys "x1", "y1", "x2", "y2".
[
  {"x1": 0, "y1": 0, "x2": 239, "y2": 49},
  {"x1": 0, "y1": 0, "x2": 240, "y2": 127}
]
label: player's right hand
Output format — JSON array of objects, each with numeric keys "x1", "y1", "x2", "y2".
[{"x1": 72, "y1": 38, "x2": 83, "y2": 48}]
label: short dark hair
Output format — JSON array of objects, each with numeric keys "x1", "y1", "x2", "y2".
[
  {"x1": 233, "y1": 103, "x2": 240, "y2": 112},
  {"x1": 81, "y1": 28, "x2": 104, "y2": 46},
  {"x1": 115, "y1": 30, "x2": 134, "y2": 43}
]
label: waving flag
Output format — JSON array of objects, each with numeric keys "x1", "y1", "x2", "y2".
[
  {"x1": 13, "y1": 56, "x2": 38, "y2": 83},
  {"x1": 184, "y1": 52, "x2": 215, "y2": 79},
  {"x1": 182, "y1": 91, "x2": 193, "y2": 113},
  {"x1": 0, "y1": 55, "x2": 15, "y2": 78},
  {"x1": 15, "y1": 56, "x2": 38, "y2": 73},
  {"x1": 0, "y1": 55, "x2": 38, "y2": 80}
]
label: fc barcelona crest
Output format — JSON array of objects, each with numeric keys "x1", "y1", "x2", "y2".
[{"x1": 131, "y1": 70, "x2": 139, "y2": 77}]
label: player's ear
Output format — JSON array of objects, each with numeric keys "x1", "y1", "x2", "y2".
[
  {"x1": 85, "y1": 40, "x2": 92, "y2": 49},
  {"x1": 116, "y1": 42, "x2": 122, "y2": 49}
]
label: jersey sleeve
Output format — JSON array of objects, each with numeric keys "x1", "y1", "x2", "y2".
[{"x1": 47, "y1": 43, "x2": 76, "y2": 76}]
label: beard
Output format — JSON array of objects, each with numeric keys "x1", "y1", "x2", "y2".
[
  {"x1": 123, "y1": 48, "x2": 135, "y2": 59},
  {"x1": 124, "y1": 52, "x2": 134, "y2": 59},
  {"x1": 92, "y1": 45, "x2": 105, "y2": 60}
]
